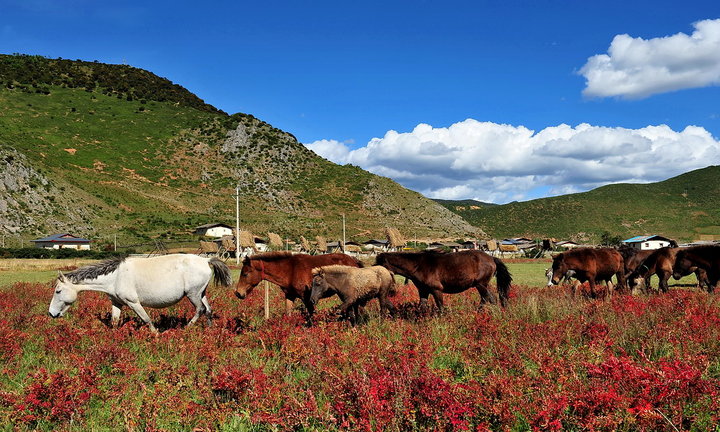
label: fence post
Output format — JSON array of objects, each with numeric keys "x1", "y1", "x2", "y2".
[{"x1": 264, "y1": 280, "x2": 270, "y2": 319}]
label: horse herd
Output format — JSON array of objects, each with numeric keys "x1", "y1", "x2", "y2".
[
  {"x1": 548, "y1": 244, "x2": 720, "y2": 298},
  {"x1": 47, "y1": 244, "x2": 720, "y2": 331}
]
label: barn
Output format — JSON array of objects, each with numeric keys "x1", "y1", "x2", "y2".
[
  {"x1": 622, "y1": 235, "x2": 675, "y2": 250},
  {"x1": 31, "y1": 233, "x2": 91, "y2": 250}
]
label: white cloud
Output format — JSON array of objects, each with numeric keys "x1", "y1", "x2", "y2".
[
  {"x1": 304, "y1": 119, "x2": 720, "y2": 203},
  {"x1": 580, "y1": 18, "x2": 720, "y2": 99},
  {"x1": 304, "y1": 139, "x2": 352, "y2": 163}
]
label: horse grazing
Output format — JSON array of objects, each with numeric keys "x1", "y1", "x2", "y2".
[
  {"x1": 673, "y1": 245, "x2": 720, "y2": 292},
  {"x1": 375, "y1": 249, "x2": 512, "y2": 310},
  {"x1": 545, "y1": 268, "x2": 575, "y2": 286},
  {"x1": 549, "y1": 248, "x2": 625, "y2": 298},
  {"x1": 234, "y1": 251, "x2": 362, "y2": 317},
  {"x1": 310, "y1": 265, "x2": 396, "y2": 323},
  {"x1": 628, "y1": 247, "x2": 710, "y2": 293},
  {"x1": 48, "y1": 254, "x2": 232, "y2": 333},
  {"x1": 618, "y1": 246, "x2": 655, "y2": 291}
]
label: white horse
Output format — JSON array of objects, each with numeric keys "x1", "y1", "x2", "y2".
[
  {"x1": 48, "y1": 254, "x2": 232, "y2": 333},
  {"x1": 545, "y1": 267, "x2": 575, "y2": 286}
]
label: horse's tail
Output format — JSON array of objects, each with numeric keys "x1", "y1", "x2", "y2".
[
  {"x1": 387, "y1": 271, "x2": 398, "y2": 295},
  {"x1": 208, "y1": 257, "x2": 233, "y2": 287},
  {"x1": 493, "y1": 257, "x2": 513, "y2": 307}
]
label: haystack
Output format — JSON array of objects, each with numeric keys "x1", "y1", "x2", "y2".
[
  {"x1": 315, "y1": 236, "x2": 327, "y2": 253},
  {"x1": 385, "y1": 227, "x2": 406, "y2": 249},
  {"x1": 268, "y1": 232, "x2": 283, "y2": 248},
  {"x1": 486, "y1": 239, "x2": 498, "y2": 251},
  {"x1": 300, "y1": 236, "x2": 311, "y2": 252},
  {"x1": 238, "y1": 230, "x2": 256, "y2": 250}
]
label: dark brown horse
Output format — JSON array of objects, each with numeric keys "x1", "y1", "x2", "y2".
[
  {"x1": 375, "y1": 249, "x2": 512, "y2": 310},
  {"x1": 673, "y1": 245, "x2": 720, "y2": 293},
  {"x1": 628, "y1": 247, "x2": 710, "y2": 293},
  {"x1": 549, "y1": 248, "x2": 626, "y2": 298},
  {"x1": 234, "y1": 252, "x2": 362, "y2": 317},
  {"x1": 618, "y1": 246, "x2": 655, "y2": 291}
]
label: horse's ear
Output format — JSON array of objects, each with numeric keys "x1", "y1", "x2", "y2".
[{"x1": 57, "y1": 271, "x2": 66, "y2": 282}]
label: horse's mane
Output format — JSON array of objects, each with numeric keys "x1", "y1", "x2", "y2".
[
  {"x1": 248, "y1": 251, "x2": 295, "y2": 262},
  {"x1": 617, "y1": 245, "x2": 638, "y2": 260},
  {"x1": 313, "y1": 264, "x2": 358, "y2": 276},
  {"x1": 65, "y1": 256, "x2": 127, "y2": 283}
]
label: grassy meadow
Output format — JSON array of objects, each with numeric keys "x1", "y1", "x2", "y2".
[{"x1": 0, "y1": 258, "x2": 718, "y2": 431}]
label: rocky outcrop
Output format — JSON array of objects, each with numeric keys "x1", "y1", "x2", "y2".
[{"x1": 0, "y1": 146, "x2": 92, "y2": 235}]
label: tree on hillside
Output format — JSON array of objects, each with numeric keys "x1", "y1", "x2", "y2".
[{"x1": 600, "y1": 231, "x2": 622, "y2": 247}]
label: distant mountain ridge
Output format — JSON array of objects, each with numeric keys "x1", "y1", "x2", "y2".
[
  {"x1": 0, "y1": 54, "x2": 481, "y2": 246},
  {"x1": 439, "y1": 166, "x2": 720, "y2": 242},
  {"x1": 433, "y1": 199, "x2": 498, "y2": 210}
]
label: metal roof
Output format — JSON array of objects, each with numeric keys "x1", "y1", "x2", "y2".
[
  {"x1": 31, "y1": 233, "x2": 91, "y2": 243},
  {"x1": 622, "y1": 235, "x2": 672, "y2": 243}
]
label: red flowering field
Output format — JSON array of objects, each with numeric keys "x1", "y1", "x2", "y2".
[{"x1": 1, "y1": 269, "x2": 720, "y2": 431}]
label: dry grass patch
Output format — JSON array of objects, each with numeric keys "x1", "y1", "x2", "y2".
[{"x1": 0, "y1": 258, "x2": 99, "y2": 272}]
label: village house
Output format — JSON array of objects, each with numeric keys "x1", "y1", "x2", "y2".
[
  {"x1": 428, "y1": 241, "x2": 462, "y2": 252},
  {"x1": 622, "y1": 235, "x2": 675, "y2": 250},
  {"x1": 31, "y1": 233, "x2": 91, "y2": 250},
  {"x1": 363, "y1": 239, "x2": 389, "y2": 252},
  {"x1": 555, "y1": 240, "x2": 581, "y2": 249},
  {"x1": 194, "y1": 223, "x2": 234, "y2": 238}
]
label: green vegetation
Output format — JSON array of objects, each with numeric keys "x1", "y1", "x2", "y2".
[
  {"x1": 0, "y1": 54, "x2": 221, "y2": 113},
  {"x1": 0, "y1": 54, "x2": 477, "y2": 244},
  {"x1": 0, "y1": 262, "x2": 713, "y2": 430},
  {"x1": 439, "y1": 166, "x2": 720, "y2": 242}
]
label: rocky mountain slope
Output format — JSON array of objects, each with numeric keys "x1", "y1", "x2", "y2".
[{"x1": 0, "y1": 54, "x2": 481, "y2": 246}]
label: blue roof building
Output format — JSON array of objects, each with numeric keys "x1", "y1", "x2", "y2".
[{"x1": 622, "y1": 235, "x2": 674, "y2": 250}]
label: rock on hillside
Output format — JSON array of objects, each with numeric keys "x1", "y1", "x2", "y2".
[{"x1": 0, "y1": 146, "x2": 93, "y2": 235}]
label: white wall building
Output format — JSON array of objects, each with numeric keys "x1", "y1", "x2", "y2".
[
  {"x1": 622, "y1": 235, "x2": 674, "y2": 250},
  {"x1": 194, "y1": 223, "x2": 234, "y2": 238},
  {"x1": 31, "y1": 233, "x2": 91, "y2": 250}
]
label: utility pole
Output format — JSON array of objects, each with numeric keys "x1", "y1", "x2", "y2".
[
  {"x1": 342, "y1": 213, "x2": 346, "y2": 253},
  {"x1": 235, "y1": 186, "x2": 240, "y2": 266}
]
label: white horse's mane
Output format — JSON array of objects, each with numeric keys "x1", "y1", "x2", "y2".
[{"x1": 65, "y1": 256, "x2": 127, "y2": 283}]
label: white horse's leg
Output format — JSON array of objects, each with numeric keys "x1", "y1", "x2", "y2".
[
  {"x1": 186, "y1": 293, "x2": 206, "y2": 326},
  {"x1": 111, "y1": 301, "x2": 123, "y2": 328},
  {"x1": 201, "y1": 296, "x2": 213, "y2": 326},
  {"x1": 125, "y1": 301, "x2": 158, "y2": 333}
]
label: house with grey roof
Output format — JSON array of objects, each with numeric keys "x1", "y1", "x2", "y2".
[{"x1": 31, "y1": 233, "x2": 91, "y2": 250}]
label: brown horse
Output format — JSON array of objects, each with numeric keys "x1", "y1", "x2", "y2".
[
  {"x1": 618, "y1": 246, "x2": 655, "y2": 291},
  {"x1": 234, "y1": 252, "x2": 362, "y2": 317},
  {"x1": 549, "y1": 248, "x2": 625, "y2": 298},
  {"x1": 673, "y1": 245, "x2": 720, "y2": 293},
  {"x1": 375, "y1": 249, "x2": 512, "y2": 310},
  {"x1": 310, "y1": 265, "x2": 396, "y2": 323},
  {"x1": 628, "y1": 247, "x2": 710, "y2": 293}
]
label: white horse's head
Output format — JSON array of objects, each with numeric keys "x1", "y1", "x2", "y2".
[{"x1": 48, "y1": 272, "x2": 78, "y2": 318}]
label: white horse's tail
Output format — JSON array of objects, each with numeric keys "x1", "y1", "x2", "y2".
[{"x1": 208, "y1": 258, "x2": 233, "y2": 287}]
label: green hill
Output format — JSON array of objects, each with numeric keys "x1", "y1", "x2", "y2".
[
  {"x1": 440, "y1": 166, "x2": 720, "y2": 242},
  {"x1": 433, "y1": 199, "x2": 498, "y2": 211},
  {"x1": 0, "y1": 54, "x2": 480, "y2": 247}
]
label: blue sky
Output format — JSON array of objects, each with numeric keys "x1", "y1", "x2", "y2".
[{"x1": 2, "y1": 0, "x2": 720, "y2": 203}]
